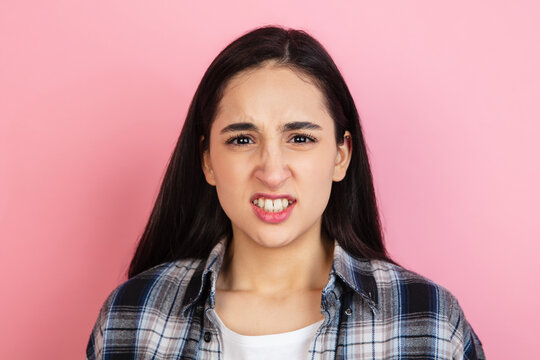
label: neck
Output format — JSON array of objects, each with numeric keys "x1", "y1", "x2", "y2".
[{"x1": 217, "y1": 229, "x2": 334, "y2": 296}]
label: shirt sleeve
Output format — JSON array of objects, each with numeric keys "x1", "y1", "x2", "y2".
[
  {"x1": 86, "y1": 289, "x2": 118, "y2": 360},
  {"x1": 448, "y1": 296, "x2": 486, "y2": 360}
]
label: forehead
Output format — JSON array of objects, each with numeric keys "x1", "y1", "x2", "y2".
[{"x1": 213, "y1": 63, "x2": 332, "y2": 130}]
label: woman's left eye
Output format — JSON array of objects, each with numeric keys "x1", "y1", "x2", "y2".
[{"x1": 290, "y1": 133, "x2": 317, "y2": 143}]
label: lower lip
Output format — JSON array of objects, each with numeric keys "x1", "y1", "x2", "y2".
[{"x1": 251, "y1": 202, "x2": 295, "y2": 224}]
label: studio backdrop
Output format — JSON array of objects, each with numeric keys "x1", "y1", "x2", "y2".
[{"x1": 1, "y1": 1, "x2": 539, "y2": 359}]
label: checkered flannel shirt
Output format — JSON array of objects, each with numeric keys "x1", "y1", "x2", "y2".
[{"x1": 87, "y1": 237, "x2": 485, "y2": 359}]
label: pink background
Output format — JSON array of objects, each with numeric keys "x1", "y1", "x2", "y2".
[{"x1": 1, "y1": 1, "x2": 538, "y2": 358}]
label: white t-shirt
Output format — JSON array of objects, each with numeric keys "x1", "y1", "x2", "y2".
[{"x1": 214, "y1": 312, "x2": 324, "y2": 360}]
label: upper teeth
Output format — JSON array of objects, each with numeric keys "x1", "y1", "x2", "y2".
[{"x1": 252, "y1": 198, "x2": 293, "y2": 212}]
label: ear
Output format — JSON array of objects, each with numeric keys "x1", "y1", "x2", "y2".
[
  {"x1": 200, "y1": 136, "x2": 216, "y2": 186},
  {"x1": 332, "y1": 130, "x2": 353, "y2": 182}
]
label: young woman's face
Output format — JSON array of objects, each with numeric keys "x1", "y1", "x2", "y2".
[{"x1": 202, "y1": 62, "x2": 351, "y2": 249}]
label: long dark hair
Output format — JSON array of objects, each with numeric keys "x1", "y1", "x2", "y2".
[{"x1": 128, "y1": 25, "x2": 392, "y2": 278}]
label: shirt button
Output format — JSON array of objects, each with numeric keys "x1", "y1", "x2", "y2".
[
  {"x1": 344, "y1": 308, "x2": 352, "y2": 316},
  {"x1": 203, "y1": 331, "x2": 212, "y2": 342}
]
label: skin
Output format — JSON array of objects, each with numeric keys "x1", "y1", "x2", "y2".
[{"x1": 201, "y1": 60, "x2": 352, "y2": 335}]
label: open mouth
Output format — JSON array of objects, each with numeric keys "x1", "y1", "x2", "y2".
[
  {"x1": 250, "y1": 194, "x2": 297, "y2": 223},
  {"x1": 251, "y1": 197, "x2": 295, "y2": 213}
]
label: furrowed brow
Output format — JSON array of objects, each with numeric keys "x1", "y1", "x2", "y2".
[
  {"x1": 219, "y1": 122, "x2": 259, "y2": 134},
  {"x1": 219, "y1": 121, "x2": 322, "y2": 134},
  {"x1": 281, "y1": 121, "x2": 322, "y2": 132}
]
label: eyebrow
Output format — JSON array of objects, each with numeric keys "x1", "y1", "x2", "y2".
[{"x1": 219, "y1": 121, "x2": 323, "y2": 134}]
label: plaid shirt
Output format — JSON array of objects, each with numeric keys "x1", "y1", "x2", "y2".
[{"x1": 87, "y1": 237, "x2": 485, "y2": 359}]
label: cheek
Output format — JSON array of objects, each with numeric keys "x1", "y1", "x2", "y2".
[
  {"x1": 293, "y1": 149, "x2": 336, "y2": 200},
  {"x1": 293, "y1": 146, "x2": 336, "y2": 179},
  {"x1": 210, "y1": 154, "x2": 248, "y2": 208}
]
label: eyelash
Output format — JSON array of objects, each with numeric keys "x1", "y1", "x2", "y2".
[{"x1": 225, "y1": 132, "x2": 318, "y2": 146}]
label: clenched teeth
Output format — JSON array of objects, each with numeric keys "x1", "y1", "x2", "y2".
[{"x1": 252, "y1": 198, "x2": 293, "y2": 212}]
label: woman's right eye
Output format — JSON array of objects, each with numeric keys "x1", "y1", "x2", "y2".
[{"x1": 226, "y1": 134, "x2": 254, "y2": 146}]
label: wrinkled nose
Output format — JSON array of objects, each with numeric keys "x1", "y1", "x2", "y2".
[{"x1": 254, "y1": 145, "x2": 292, "y2": 190}]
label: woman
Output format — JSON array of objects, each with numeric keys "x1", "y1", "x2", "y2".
[{"x1": 87, "y1": 25, "x2": 484, "y2": 359}]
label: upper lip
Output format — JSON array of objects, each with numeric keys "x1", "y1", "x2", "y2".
[{"x1": 250, "y1": 193, "x2": 296, "y2": 202}]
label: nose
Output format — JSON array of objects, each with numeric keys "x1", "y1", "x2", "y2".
[{"x1": 254, "y1": 143, "x2": 292, "y2": 190}]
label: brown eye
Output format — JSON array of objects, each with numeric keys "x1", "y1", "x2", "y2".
[
  {"x1": 226, "y1": 134, "x2": 254, "y2": 146},
  {"x1": 289, "y1": 133, "x2": 317, "y2": 144},
  {"x1": 292, "y1": 135, "x2": 308, "y2": 143}
]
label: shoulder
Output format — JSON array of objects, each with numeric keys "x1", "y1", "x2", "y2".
[
  {"x1": 367, "y1": 260, "x2": 485, "y2": 359},
  {"x1": 91, "y1": 258, "x2": 205, "y2": 334},
  {"x1": 102, "y1": 258, "x2": 204, "y2": 313},
  {"x1": 369, "y1": 259, "x2": 461, "y2": 315},
  {"x1": 86, "y1": 259, "x2": 204, "y2": 359}
]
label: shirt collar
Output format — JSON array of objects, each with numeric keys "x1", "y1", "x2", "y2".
[
  {"x1": 331, "y1": 242, "x2": 379, "y2": 312},
  {"x1": 181, "y1": 237, "x2": 229, "y2": 316},
  {"x1": 181, "y1": 236, "x2": 379, "y2": 316}
]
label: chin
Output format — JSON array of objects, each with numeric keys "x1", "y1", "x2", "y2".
[
  {"x1": 255, "y1": 238, "x2": 292, "y2": 249},
  {"x1": 248, "y1": 230, "x2": 297, "y2": 249}
]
